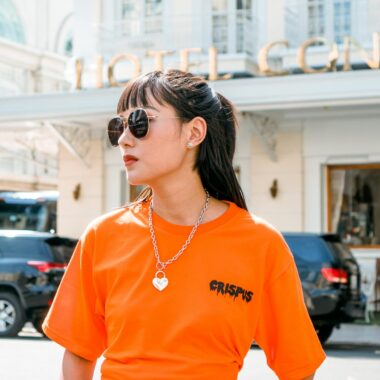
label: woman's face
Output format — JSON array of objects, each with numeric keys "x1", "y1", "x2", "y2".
[{"x1": 118, "y1": 96, "x2": 190, "y2": 186}]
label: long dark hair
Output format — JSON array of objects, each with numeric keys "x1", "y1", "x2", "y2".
[{"x1": 117, "y1": 70, "x2": 248, "y2": 210}]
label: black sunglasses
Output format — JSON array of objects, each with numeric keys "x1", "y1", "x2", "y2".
[
  {"x1": 107, "y1": 108, "x2": 185, "y2": 147},
  {"x1": 107, "y1": 108, "x2": 151, "y2": 147}
]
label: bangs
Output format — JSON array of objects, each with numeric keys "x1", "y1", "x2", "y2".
[{"x1": 116, "y1": 72, "x2": 173, "y2": 114}]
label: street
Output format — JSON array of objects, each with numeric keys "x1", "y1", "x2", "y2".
[{"x1": 0, "y1": 325, "x2": 379, "y2": 380}]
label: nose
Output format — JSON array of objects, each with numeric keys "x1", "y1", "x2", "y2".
[{"x1": 118, "y1": 124, "x2": 135, "y2": 147}]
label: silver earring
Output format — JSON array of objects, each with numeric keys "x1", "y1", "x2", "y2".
[{"x1": 187, "y1": 142, "x2": 193, "y2": 148}]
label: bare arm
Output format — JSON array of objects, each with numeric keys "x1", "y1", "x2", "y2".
[
  {"x1": 302, "y1": 373, "x2": 315, "y2": 380},
  {"x1": 60, "y1": 349, "x2": 97, "y2": 380}
]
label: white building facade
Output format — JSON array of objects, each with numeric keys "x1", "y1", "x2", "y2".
[
  {"x1": 0, "y1": 0, "x2": 73, "y2": 190},
  {"x1": 1, "y1": 0, "x2": 380, "y2": 313}
]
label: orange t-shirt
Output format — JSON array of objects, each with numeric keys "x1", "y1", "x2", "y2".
[{"x1": 43, "y1": 201, "x2": 326, "y2": 380}]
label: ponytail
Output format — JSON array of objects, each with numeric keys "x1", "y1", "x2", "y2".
[{"x1": 196, "y1": 93, "x2": 248, "y2": 210}]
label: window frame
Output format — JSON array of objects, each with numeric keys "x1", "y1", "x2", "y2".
[
  {"x1": 327, "y1": 163, "x2": 380, "y2": 249},
  {"x1": 333, "y1": 0, "x2": 352, "y2": 44},
  {"x1": 307, "y1": 0, "x2": 326, "y2": 38},
  {"x1": 120, "y1": 0, "x2": 163, "y2": 36},
  {"x1": 211, "y1": 0, "x2": 253, "y2": 55},
  {"x1": 0, "y1": 0, "x2": 26, "y2": 43}
]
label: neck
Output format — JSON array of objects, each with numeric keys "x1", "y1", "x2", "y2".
[{"x1": 150, "y1": 175, "x2": 207, "y2": 226}]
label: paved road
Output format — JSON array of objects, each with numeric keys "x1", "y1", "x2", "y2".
[{"x1": 0, "y1": 326, "x2": 379, "y2": 380}]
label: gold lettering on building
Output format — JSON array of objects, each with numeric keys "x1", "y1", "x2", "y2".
[
  {"x1": 71, "y1": 34, "x2": 380, "y2": 89},
  {"x1": 258, "y1": 40, "x2": 290, "y2": 76},
  {"x1": 74, "y1": 59, "x2": 83, "y2": 90},
  {"x1": 95, "y1": 55, "x2": 104, "y2": 89},
  {"x1": 107, "y1": 54, "x2": 142, "y2": 87},
  {"x1": 208, "y1": 47, "x2": 232, "y2": 81},
  {"x1": 343, "y1": 32, "x2": 380, "y2": 70},
  {"x1": 147, "y1": 50, "x2": 175, "y2": 71},
  {"x1": 208, "y1": 46, "x2": 219, "y2": 81},
  {"x1": 297, "y1": 37, "x2": 339, "y2": 73},
  {"x1": 179, "y1": 48, "x2": 202, "y2": 72}
]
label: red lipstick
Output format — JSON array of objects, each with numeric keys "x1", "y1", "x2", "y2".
[{"x1": 123, "y1": 154, "x2": 138, "y2": 166}]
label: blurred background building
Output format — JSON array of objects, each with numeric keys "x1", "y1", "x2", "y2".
[{"x1": 0, "y1": 0, "x2": 380, "y2": 312}]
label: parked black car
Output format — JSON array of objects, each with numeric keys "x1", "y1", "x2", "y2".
[
  {"x1": 0, "y1": 230, "x2": 76, "y2": 337},
  {"x1": 282, "y1": 232, "x2": 367, "y2": 344}
]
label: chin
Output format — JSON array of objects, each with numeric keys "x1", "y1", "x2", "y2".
[
  {"x1": 125, "y1": 171, "x2": 151, "y2": 186},
  {"x1": 125, "y1": 164, "x2": 176, "y2": 187}
]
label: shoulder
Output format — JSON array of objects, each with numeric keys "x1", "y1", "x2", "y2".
[
  {"x1": 249, "y1": 213, "x2": 283, "y2": 238},
  {"x1": 70, "y1": 202, "x2": 149, "y2": 262},
  {"x1": 252, "y1": 215, "x2": 295, "y2": 283},
  {"x1": 82, "y1": 201, "x2": 148, "y2": 238},
  {"x1": 234, "y1": 208, "x2": 294, "y2": 277},
  {"x1": 233, "y1": 206, "x2": 287, "y2": 245},
  {"x1": 251, "y1": 212, "x2": 292, "y2": 249}
]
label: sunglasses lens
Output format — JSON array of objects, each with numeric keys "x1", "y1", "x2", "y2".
[
  {"x1": 107, "y1": 117, "x2": 124, "y2": 146},
  {"x1": 107, "y1": 109, "x2": 149, "y2": 147},
  {"x1": 128, "y1": 109, "x2": 149, "y2": 138}
]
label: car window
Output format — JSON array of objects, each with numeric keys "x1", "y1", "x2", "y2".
[
  {"x1": 44, "y1": 237, "x2": 77, "y2": 263},
  {"x1": 283, "y1": 236, "x2": 333, "y2": 264},
  {"x1": 0, "y1": 237, "x2": 50, "y2": 260},
  {"x1": 0, "y1": 203, "x2": 49, "y2": 231},
  {"x1": 325, "y1": 241, "x2": 355, "y2": 262}
]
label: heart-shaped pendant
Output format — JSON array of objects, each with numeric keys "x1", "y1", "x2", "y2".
[{"x1": 152, "y1": 271, "x2": 168, "y2": 291}]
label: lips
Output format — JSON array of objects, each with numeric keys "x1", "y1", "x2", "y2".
[{"x1": 123, "y1": 154, "x2": 138, "y2": 166}]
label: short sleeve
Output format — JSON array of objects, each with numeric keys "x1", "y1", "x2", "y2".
[
  {"x1": 254, "y1": 234, "x2": 326, "y2": 380},
  {"x1": 42, "y1": 227, "x2": 106, "y2": 361}
]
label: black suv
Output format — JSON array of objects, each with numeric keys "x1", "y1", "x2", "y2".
[
  {"x1": 283, "y1": 232, "x2": 366, "y2": 344},
  {"x1": 0, "y1": 230, "x2": 76, "y2": 337}
]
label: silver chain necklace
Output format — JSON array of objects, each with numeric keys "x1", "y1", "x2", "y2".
[{"x1": 148, "y1": 190, "x2": 210, "y2": 291}]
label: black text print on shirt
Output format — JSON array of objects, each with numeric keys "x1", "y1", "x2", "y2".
[{"x1": 209, "y1": 280, "x2": 254, "y2": 303}]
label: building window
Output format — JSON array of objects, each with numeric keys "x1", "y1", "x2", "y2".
[
  {"x1": 285, "y1": 0, "x2": 300, "y2": 47},
  {"x1": 212, "y1": 14, "x2": 228, "y2": 54},
  {"x1": 236, "y1": 0, "x2": 252, "y2": 54},
  {"x1": 145, "y1": 0, "x2": 163, "y2": 33},
  {"x1": 236, "y1": 0, "x2": 251, "y2": 9},
  {"x1": 212, "y1": 0, "x2": 229, "y2": 54},
  {"x1": 307, "y1": 0, "x2": 325, "y2": 38},
  {"x1": 212, "y1": 0, "x2": 228, "y2": 12},
  {"x1": 212, "y1": 0, "x2": 253, "y2": 55},
  {"x1": 121, "y1": 0, "x2": 162, "y2": 36},
  {"x1": 328, "y1": 164, "x2": 380, "y2": 247},
  {"x1": 145, "y1": 0, "x2": 163, "y2": 17},
  {"x1": 121, "y1": 1, "x2": 142, "y2": 36},
  {"x1": 0, "y1": 0, "x2": 25, "y2": 43},
  {"x1": 333, "y1": 0, "x2": 351, "y2": 44},
  {"x1": 64, "y1": 35, "x2": 73, "y2": 56}
]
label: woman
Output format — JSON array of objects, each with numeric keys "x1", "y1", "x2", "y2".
[{"x1": 43, "y1": 70, "x2": 326, "y2": 380}]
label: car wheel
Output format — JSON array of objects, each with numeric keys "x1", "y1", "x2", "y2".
[
  {"x1": 0, "y1": 292, "x2": 26, "y2": 337},
  {"x1": 316, "y1": 325, "x2": 334, "y2": 345}
]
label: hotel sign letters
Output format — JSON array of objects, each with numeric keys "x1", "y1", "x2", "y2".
[{"x1": 73, "y1": 33, "x2": 380, "y2": 89}]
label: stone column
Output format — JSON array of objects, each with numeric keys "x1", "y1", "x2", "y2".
[{"x1": 57, "y1": 139, "x2": 104, "y2": 238}]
